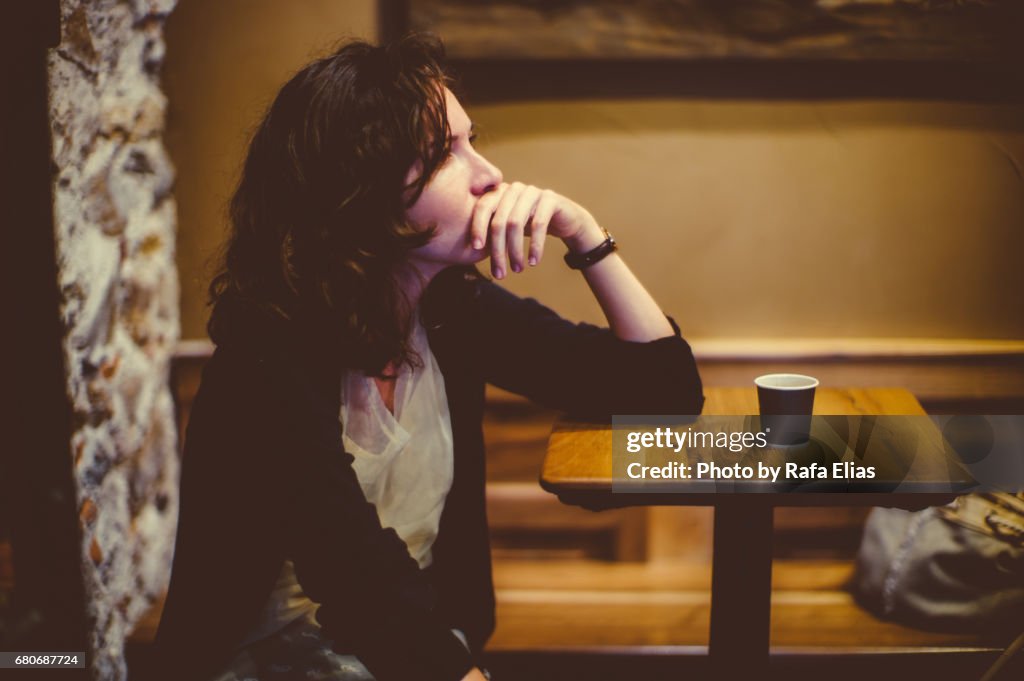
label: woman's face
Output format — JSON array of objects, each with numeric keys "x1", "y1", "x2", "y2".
[{"x1": 404, "y1": 89, "x2": 503, "y2": 277}]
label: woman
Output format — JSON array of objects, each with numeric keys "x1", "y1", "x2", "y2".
[{"x1": 153, "y1": 35, "x2": 703, "y2": 681}]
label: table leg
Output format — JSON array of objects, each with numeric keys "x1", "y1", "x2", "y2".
[{"x1": 708, "y1": 499, "x2": 774, "y2": 672}]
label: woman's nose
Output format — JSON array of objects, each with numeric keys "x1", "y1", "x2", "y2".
[{"x1": 472, "y1": 153, "x2": 503, "y2": 196}]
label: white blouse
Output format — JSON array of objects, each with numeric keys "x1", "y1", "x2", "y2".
[
  {"x1": 339, "y1": 318, "x2": 455, "y2": 569},
  {"x1": 240, "y1": 317, "x2": 455, "y2": 646}
]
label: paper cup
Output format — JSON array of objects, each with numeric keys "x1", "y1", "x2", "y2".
[{"x1": 755, "y1": 373, "x2": 819, "y2": 445}]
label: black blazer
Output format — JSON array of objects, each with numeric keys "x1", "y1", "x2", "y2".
[{"x1": 153, "y1": 267, "x2": 704, "y2": 681}]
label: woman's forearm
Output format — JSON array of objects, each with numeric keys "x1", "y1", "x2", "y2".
[{"x1": 564, "y1": 223, "x2": 675, "y2": 343}]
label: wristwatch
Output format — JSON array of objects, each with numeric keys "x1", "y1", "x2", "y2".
[{"x1": 564, "y1": 229, "x2": 617, "y2": 270}]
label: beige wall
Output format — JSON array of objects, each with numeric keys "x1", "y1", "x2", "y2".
[
  {"x1": 166, "y1": 1, "x2": 1024, "y2": 342},
  {"x1": 475, "y1": 100, "x2": 1024, "y2": 341}
]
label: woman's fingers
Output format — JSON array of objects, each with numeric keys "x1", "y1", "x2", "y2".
[
  {"x1": 472, "y1": 182, "x2": 561, "y2": 278},
  {"x1": 470, "y1": 183, "x2": 507, "y2": 251},
  {"x1": 506, "y1": 185, "x2": 542, "y2": 273},
  {"x1": 489, "y1": 182, "x2": 525, "y2": 278},
  {"x1": 528, "y1": 189, "x2": 555, "y2": 267},
  {"x1": 487, "y1": 183, "x2": 523, "y2": 278}
]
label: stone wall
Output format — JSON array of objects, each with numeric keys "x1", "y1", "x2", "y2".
[{"x1": 47, "y1": 0, "x2": 180, "y2": 678}]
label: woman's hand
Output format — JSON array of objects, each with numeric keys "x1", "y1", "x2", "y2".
[
  {"x1": 469, "y1": 182, "x2": 604, "y2": 279},
  {"x1": 469, "y1": 180, "x2": 674, "y2": 342},
  {"x1": 461, "y1": 667, "x2": 489, "y2": 681}
]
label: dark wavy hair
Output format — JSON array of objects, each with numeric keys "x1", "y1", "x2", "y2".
[{"x1": 208, "y1": 34, "x2": 457, "y2": 375}]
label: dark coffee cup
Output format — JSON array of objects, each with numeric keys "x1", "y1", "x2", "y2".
[{"x1": 755, "y1": 373, "x2": 819, "y2": 445}]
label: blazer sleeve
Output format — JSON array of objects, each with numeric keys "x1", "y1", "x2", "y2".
[
  {"x1": 228, "y1": 354, "x2": 475, "y2": 681},
  {"x1": 473, "y1": 281, "x2": 705, "y2": 417}
]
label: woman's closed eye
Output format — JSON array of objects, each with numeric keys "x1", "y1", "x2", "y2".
[
  {"x1": 439, "y1": 133, "x2": 477, "y2": 166},
  {"x1": 452, "y1": 132, "x2": 477, "y2": 151}
]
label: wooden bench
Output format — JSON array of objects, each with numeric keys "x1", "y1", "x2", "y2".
[
  {"x1": 489, "y1": 558, "x2": 989, "y2": 650},
  {"x1": 484, "y1": 558, "x2": 1009, "y2": 679}
]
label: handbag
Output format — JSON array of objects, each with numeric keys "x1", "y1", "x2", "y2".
[{"x1": 853, "y1": 493, "x2": 1024, "y2": 635}]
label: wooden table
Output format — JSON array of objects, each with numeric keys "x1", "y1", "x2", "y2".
[{"x1": 539, "y1": 387, "x2": 966, "y2": 673}]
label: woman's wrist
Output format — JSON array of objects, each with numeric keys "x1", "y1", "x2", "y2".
[{"x1": 563, "y1": 220, "x2": 607, "y2": 254}]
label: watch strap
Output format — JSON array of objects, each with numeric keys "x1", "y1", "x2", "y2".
[{"x1": 564, "y1": 232, "x2": 617, "y2": 270}]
